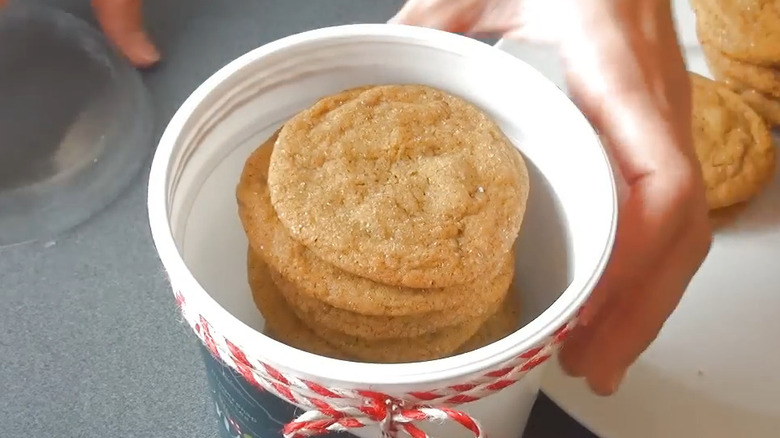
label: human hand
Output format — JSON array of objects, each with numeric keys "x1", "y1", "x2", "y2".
[
  {"x1": 392, "y1": 0, "x2": 713, "y2": 395},
  {"x1": 90, "y1": 0, "x2": 159, "y2": 67},
  {"x1": 0, "y1": 0, "x2": 159, "y2": 67}
]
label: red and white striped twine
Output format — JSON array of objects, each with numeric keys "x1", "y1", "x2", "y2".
[{"x1": 174, "y1": 290, "x2": 577, "y2": 438}]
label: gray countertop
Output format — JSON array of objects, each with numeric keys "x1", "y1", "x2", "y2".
[{"x1": 0, "y1": 1, "x2": 597, "y2": 437}]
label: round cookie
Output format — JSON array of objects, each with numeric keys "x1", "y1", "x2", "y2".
[
  {"x1": 294, "y1": 292, "x2": 497, "y2": 364},
  {"x1": 248, "y1": 248, "x2": 519, "y2": 363},
  {"x1": 691, "y1": 0, "x2": 780, "y2": 66},
  {"x1": 736, "y1": 89, "x2": 780, "y2": 127},
  {"x1": 689, "y1": 72, "x2": 777, "y2": 210},
  {"x1": 708, "y1": 202, "x2": 749, "y2": 230},
  {"x1": 698, "y1": 27, "x2": 780, "y2": 98},
  {"x1": 718, "y1": 78, "x2": 780, "y2": 126},
  {"x1": 250, "y1": 247, "x2": 496, "y2": 363},
  {"x1": 237, "y1": 133, "x2": 517, "y2": 317},
  {"x1": 456, "y1": 290, "x2": 522, "y2": 355},
  {"x1": 246, "y1": 248, "x2": 351, "y2": 360},
  {"x1": 267, "y1": 84, "x2": 529, "y2": 288},
  {"x1": 268, "y1": 253, "x2": 514, "y2": 340}
]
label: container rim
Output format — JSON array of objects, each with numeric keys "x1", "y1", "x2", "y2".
[{"x1": 148, "y1": 23, "x2": 618, "y2": 387}]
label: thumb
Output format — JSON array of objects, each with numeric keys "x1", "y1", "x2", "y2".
[
  {"x1": 391, "y1": 0, "x2": 562, "y2": 45},
  {"x1": 91, "y1": 0, "x2": 159, "y2": 68},
  {"x1": 390, "y1": 0, "x2": 488, "y2": 33}
]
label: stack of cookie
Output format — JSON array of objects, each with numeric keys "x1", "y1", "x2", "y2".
[
  {"x1": 237, "y1": 85, "x2": 529, "y2": 363},
  {"x1": 689, "y1": 72, "x2": 777, "y2": 213},
  {"x1": 692, "y1": 0, "x2": 780, "y2": 126}
]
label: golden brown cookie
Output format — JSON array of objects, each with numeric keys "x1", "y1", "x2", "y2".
[
  {"x1": 269, "y1": 269, "x2": 497, "y2": 364},
  {"x1": 737, "y1": 90, "x2": 780, "y2": 127},
  {"x1": 708, "y1": 202, "x2": 749, "y2": 229},
  {"x1": 237, "y1": 133, "x2": 517, "y2": 317},
  {"x1": 699, "y1": 32, "x2": 780, "y2": 99},
  {"x1": 269, "y1": 253, "x2": 514, "y2": 339},
  {"x1": 249, "y1": 248, "x2": 519, "y2": 363},
  {"x1": 690, "y1": 72, "x2": 777, "y2": 209},
  {"x1": 456, "y1": 290, "x2": 522, "y2": 354},
  {"x1": 691, "y1": 0, "x2": 780, "y2": 66},
  {"x1": 718, "y1": 78, "x2": 780, "y2": 127},
  {"x1": 246, "y1": 248, "x2": 351, "y2": 360},
  {"x1": 267, "y1": 85, "x2": 529, "y2": 289}
]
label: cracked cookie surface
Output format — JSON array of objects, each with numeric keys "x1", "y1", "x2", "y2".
[
  {"x1": 692, "y1": 0, "x2": 780, "y2": 66},
  {"x1": 690, "y1": 72, "x2": 777, "y2": 209},
  {"x1": 736, "y1": 89, "x2": 780, "y2": 127},
  {"x1": 698, "y1": 27, "x2": 780, "y2": 98},
  {"x1": 267, "y1": 85, "x2": 529, "y2": 288},
  {"x1": 237, "y1": 133, "x2": 514, "y2": 316}
]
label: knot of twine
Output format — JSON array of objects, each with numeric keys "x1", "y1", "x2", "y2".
[
  {"x1": 283, "y1": 396, "x2": 484, "y2": 438},
  {"x1": 174, "y1": 290, "x2": 578, "y2": 438}
]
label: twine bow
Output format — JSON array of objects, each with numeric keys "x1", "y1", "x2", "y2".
[{"x1": 282, "y1": 395, "x2": 485, "y2": 438}]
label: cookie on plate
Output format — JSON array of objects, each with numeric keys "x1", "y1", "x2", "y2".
[
  {"x1": 691, "y1": 0, "x2": 780, "y2": 66},
  {"x1": 237, "y1": 132, "x2": 515, "y2": 317},
  {"x1": 699, "y1": 32, "x2": 780, "y2": 99},
  {"x1": 715, "y1": 76, "x2": 780, "y2": 128},
  {"x1": 708, "y1": 202, "x2": 749, "y2": 230},
  {"x1": 267, "y1": 84, "x2": 529, "y2": 289},
  {"x1": 736, "y1": 89, "x2": 780, "y2": 127},
  {"x1": 690, "y1": 72, "x2": 777, "y2": 210}
]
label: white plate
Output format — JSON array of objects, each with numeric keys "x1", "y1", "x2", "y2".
[{"x1": 496, "y1": 1, "x2": 780, "y2": 437}]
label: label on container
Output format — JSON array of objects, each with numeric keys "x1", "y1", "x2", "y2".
[{"x1": 200, "y1": 343, "x2": 352, "y2": 438}]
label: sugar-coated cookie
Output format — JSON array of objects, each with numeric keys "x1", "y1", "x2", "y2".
[{"x1": 268, "y1": 85, "x2": 529, "y2": 288}]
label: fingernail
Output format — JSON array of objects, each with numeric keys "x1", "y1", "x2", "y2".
[
  {"x1": 609, "y1": 369, "x2": 627, "y2": 393},
  {"x1": 128, "y1": 32, "x2": 161, "y2": 66}
]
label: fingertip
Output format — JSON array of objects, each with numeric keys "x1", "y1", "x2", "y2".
[
  {"x1": 557, "y1": 326, "x2": 592, "y2": 378},
  {"x1": 559, "y1": 326, "x2": 627, "y2": 397},
  {"x1": 387, "y1": 1, "x2": 472, "y2": 32},
  {"x1": 91, "y1": 0, "x2": 158, "y2": 68},
  {"x1": 108, "y1": 29, "x2": 160, "y2": 68},
  {"x1": 388, "y1": 2, "x2": 415, "y2": 25},
  {"x1": 126, "y1": 32, "x2": 161, "y2": 68},
  {"x1": 589, "y1": 367, "x2": 627, "y2": 397},
  {"x1": 558, "y1": 352, "x2": 582, "y2": 378},
  {"x1": 576, "y1": 301, "x2": 660, "y2": 398},
  {"x1": 387, "y1": 12, "x2": 404, "y2": 25}
]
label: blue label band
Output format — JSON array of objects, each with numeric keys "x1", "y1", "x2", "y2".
[{"x1": 200, "y1": 343, "x2": 354, "y2": 438}]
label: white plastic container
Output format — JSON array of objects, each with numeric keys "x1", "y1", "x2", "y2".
[{"x1": 148, "y1": 24, "x2": 616, "y2": 438}]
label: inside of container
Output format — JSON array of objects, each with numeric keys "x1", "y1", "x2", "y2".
[{"x1": 161, "y1": 34, "x2": 613, "y2": 365}]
